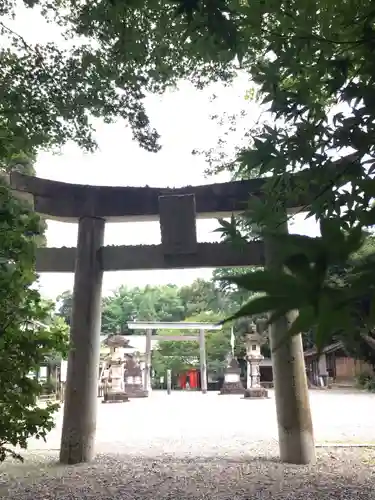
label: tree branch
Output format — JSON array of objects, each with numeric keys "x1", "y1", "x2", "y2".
[{"x1": 360, "y1": 331, "x2": 375, "y2": 351}]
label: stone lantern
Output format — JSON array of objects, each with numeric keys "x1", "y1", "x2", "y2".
[
  {"x1": 102, "y1": 334, "x2": 132, "y2": 403},
  {"x1": 124, "y1": 354, "x2": 148, "y2": 398},
  {"x1": 219, "y1": 353, "x2": 245, "y2": 395},
  {"x1": 243, "y1": 320, "x2": 269, "y2": 399}
]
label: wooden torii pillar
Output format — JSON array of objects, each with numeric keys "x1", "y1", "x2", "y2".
[{"x1": 59, "y1": 217, "x2": 105, "y2": 464}]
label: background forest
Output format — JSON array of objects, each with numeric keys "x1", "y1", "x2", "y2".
[
  {"x1": 55, "y1": 264, "x2": 375, "y2": 379},
  {"x1": 56, "y1": 270, "x2": 258, "y2": 377}
]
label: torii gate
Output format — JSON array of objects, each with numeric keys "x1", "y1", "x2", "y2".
[
  {"x1": 127, "y1": 321, "x2": 223, "y2": 394},
  {"x1": 5, "y1": 171, "x2": 317, "y2": 466}
]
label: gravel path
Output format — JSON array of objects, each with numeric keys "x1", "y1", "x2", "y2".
[
  {"x1": 1, "y1": 390, "x2": 374, "y2": 499},
  {"x1": 2, "y1": 448, "x2": 374, "y2": 499}
]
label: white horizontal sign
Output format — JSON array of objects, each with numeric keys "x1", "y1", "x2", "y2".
[
  {"x1": 152, "y1": 335, "x2": 199, "y2": 341},
  {"x1": 127, "y1": 321, "x2": 222, "y2": 331}
]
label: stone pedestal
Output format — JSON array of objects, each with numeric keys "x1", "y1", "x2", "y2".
[
  {"x1": 243, "y1": 328, "x2": 269, "y2": 399},
  {"x1": 219, "y1": 357, "x2": 245, "y2": 395},
  {"x1": 243, "y1": 387, "x2": 269, "y2": 398},
  {"x1": 125, "y1": 377, "x2": 147, "y2": 397},
  {"x1": 101, "y1": 335, "x2": 137, "y2": 403},
  {"x1": 103, "y1": 390, "x2": 129, "y2": 403},
  {"x1": 103, "y1": 359, "x2": 129, "y2": 403},
  {"x1": 244, "y1": 356, "x2": 269, "y2": 398},
  {"x1": 124, "y1": 355, "x2": 148, "y2": 398}
]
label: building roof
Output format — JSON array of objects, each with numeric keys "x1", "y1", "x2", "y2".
[{"x1": 303, "y1": 341, "x2": 343, "y2": 358}]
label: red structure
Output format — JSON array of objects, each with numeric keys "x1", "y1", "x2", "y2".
[{"x1": 178, "y1": 369, "x2": 201, "y2": 389}]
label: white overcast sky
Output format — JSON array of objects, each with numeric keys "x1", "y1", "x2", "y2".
[{"x1": 10, "y1": 4, "x2": 320, "y2": 300}]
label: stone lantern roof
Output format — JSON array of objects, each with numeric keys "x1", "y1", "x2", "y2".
[
  {"x1": 236, "y1": 317, "x2": 269, "y2": 337},
  {"x1": 246, "y1": 330, "x2": 264, "y2": 344},
  {"x1": 103, "y1": 334, "x2": 135, "y2": 349}
]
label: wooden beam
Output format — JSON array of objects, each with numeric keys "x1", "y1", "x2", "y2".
[
  {"x1": 35, "y1": 241, "x2": 264, "y2": 273},
  {"x1": 9, "y1": 173, "x2": 307, "y2": 222},
  {"x1": 9, "y1": 153, "x2": 359, "y2": 222}
]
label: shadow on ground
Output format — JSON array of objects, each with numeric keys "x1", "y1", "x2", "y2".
[{"x1": 1, "y1": 449, "x2": 374, "y2": 499}]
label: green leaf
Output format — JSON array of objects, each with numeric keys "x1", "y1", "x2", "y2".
[
  {"x1": 346, "y1": 226, "x2": 366, "y2": 258},
  {"x1": 314, "y1": 291, "x2": 351, "y2": 353},
  {"x1": 263, "y1": 231, "x2": 323, "y2": 261},
  {"x1": 266, "y1": 306, "x2": 295, "y2": 327},
  {"x1": 284, "y1": 253, "x2": 313, "y2": 279},
  {"x1": 220, "y1": 295, "x2": 294, "y2": 324},
  {"x1": 320, "y1": 218, "x2": 345, "y2": 248},
  {"x1": 217, "y1": 269, "x2": 302, "y2": 296},
  {"x1": 367, "y1": 294, "x2": 375, "y2": 326}
]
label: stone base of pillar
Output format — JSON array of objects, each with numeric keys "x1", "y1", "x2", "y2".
[
  {"x1": 219, "y1": 357, "x2": 245, "y2": 395},
  {"x1": 243, "y1": 387, "x2": 269, "y2": 399},
  {"x1": 126, "y1": 384, "x2": 148, "y2": 398},
  {"x1": 219, "y1": 380, "x2": 245, "y2": 395},
  {"x1": 102, "y1": 391, "x2": 129, "y2": 403},
  {"x1": 124, "y1": 355, "x2": 148, "y2": 398}
]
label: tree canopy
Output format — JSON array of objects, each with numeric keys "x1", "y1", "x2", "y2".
[
  {"x1": 0, "y1": 0, "x2": 239, "y2": 159},
  {"x1": 57, "y1": 278, "x2": 243, "y2": 334},
  {"x1": 58, "y1": 278, "x2": 246, "y2": 376},
  {"x1": 1, "y1": 151, "x2": 47, "y2": 245}
]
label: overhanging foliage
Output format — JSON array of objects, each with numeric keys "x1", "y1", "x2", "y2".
[
  {"x1": 170, "y1": 0, "x2": 375, "y2": 345},
  {"x1": 0, "y1": 180, "x2": 68, "y2": 461}
]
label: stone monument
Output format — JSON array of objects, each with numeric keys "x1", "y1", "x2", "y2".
[
  {"x1": 243, "y1": 320, "x2": 269, "y2": 399},
  {"x1": 124, "y1": 354, "x2": 148, "y2": 398},
  {"x1": 102, "y1": 334, "x2": 131, "y2": 403},
  {"x1": 219, "y1": 354, "x2": 245, "y2": 395}
]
